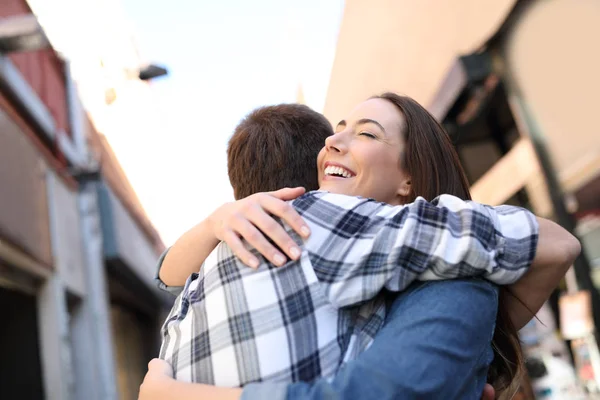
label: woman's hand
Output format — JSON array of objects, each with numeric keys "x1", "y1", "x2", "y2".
[
  {"x1": 207, "y1": 187, "x2": 311, "y2": 268},
  {"x1": 481, "y1": 383, "x2": 495, "y2": 400},
  {"x1": 139, "y1": 359, "x2": 175, "y2": 400},
  {"x1": 139, "y1": 359, "x2": 242, "y2": 400},
  {"x1": 159, "y1": 187, "x2": 310, "y2": 287}
]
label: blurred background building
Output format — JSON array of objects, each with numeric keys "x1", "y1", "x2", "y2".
[
  {"x1": 324, "y1": 0, "x2": 599, "y2": 397},
  {"x1": 0, "y1": 0, "x2": 169, "y2": 399},
  {"x1": 324, "y1": 1, "x2": 600, "y2": 269},
  {"x1": 325, "y1": 0, "x2": 600, "y2": 278},
  {"x1": 0, "y1": 0, "x2": 599, "y2": 399}
]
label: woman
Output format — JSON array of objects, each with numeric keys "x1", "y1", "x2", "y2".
[{"x1": 141, "y1": 93, "x2": 579, "y2": 399}]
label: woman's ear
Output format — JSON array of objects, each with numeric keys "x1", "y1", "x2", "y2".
[
  {"x1": 397, "y1": 177, "x2": 411, "y2": 197},
  {"x1": 396, "y1": 177, "x2": 412, "y2": 204}
]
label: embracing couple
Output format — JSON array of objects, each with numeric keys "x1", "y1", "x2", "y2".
[{"x1": 139, "y1": 93, "x2": 580, "y2": 400}]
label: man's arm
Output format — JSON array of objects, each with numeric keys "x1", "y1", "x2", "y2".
[
  {"x1": 299, "y1": 192, "x2": 536, "y2": 308},
  {"x1": 242, "y1": 279, "x2": 499, "y2": 400},
  {"x1": 299, "y1": 193, "x2": 579, "y2": 326},
  {"x1": 507, "y1": 217, "x2": 581, "y2": 329},
  {"x1": 309, "y1": 193, "x2": 579, "y2": 329},
  {"x1": 157, "y1": 189, "x2": 580, "y2": 328}
]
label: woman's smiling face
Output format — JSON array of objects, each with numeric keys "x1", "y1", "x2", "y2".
[{"x1": 317, "y1": 98, "x2": 411, "y2": 205}]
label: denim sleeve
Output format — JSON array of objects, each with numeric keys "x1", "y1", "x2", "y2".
[
  {"x1": 154, "y1": 247, "x2": 185, "y2": 296},
  {"x1": 242, "y1": 278, "x2": 499, "y2": 400}
]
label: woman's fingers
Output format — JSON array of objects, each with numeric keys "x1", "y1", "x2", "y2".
[
  {"x1": 269, "y1": 186, "x2": 306, "y2": 201},
  {"x1": 211, "y1": 189, "x2": 311, "y2": 268},
  {"x1": 221, "y1": 229, "x2": 260, "y2": 269},
  {"x1": 245, "y1": 205, "x2": 301, "y2": 263},
  {"x1": 480, "y1": 384, "x2": 495, "y2": 400},
  {"x1": 233, "y1": 213, "x2": 290, "y2": 266},
  {"x1": 259, "y1": 193, "x2": 311, "y2": 239}
]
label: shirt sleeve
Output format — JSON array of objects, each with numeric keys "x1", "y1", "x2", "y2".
[
  {"x1": 154, "y1": 247, "x2": 185, "y2": 296},
  {"x1": 242, "y1": 278, "x2": 499, "y2": 400},
  {"x1": 293, "y1": 192, "x2": 538, "y2": 308}
]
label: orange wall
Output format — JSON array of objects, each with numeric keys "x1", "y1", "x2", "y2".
[
  {"x1": 503, "y1": 0, "x2": 600, "y2": 176},
  {"x1": 323, "y1": 0, "x2": 517, "y2": 124},
  {"x1": 324, "y1": 0, "x2": 600, "y2": 208},
  {"x1": 0, "y1": 95, "x2": 53, "y2": 267},
  {"x1": 0, "y1": 0, "x2": 71, "y2": 137}
]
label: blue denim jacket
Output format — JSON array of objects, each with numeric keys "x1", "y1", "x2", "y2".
[{"x1": 242, "y1": 278, "x2": 498, "y2": 400}]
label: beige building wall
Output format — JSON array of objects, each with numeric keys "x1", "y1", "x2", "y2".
[
  {"x1": 323, "y1": 0, "x2": 517, "y2": 123},
  {"x1": 27, "y1": 0, "x2": 166, "y2": 245},
  {"x1": 503, "y1": 0, "x2": 600, "y2": 190},
  {"x1": 325, "y1": 0, "x2": 600, "y2": 214}
]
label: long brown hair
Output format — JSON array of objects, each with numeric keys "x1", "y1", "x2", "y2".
[{"x1": 374, "y1": 92, "x2": 522, "y2": 395}]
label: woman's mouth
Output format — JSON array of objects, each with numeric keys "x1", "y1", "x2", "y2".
[{"x1": 323, "y1": 164, "x2": 356, "y2": 178}]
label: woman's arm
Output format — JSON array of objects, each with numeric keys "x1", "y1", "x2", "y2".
[
  {"x1": 139, "y1": 359, "x2": 242, "y2": 400},
  {"x1": 158, "y1": 220, "x2": 220, "y2": 287},
  {"x1": 158, "y1": 381, "x2": 241, "y2": 400},
  {"x1": 158, "y1": 187, "x2": 309, "y2": 287},
  {"x1": 507, "y1": 217, "x2": 581, "y2": 329}
]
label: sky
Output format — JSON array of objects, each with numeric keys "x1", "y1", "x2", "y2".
[{"x1": 116, "y1": 0, "x2": 345, "y2": 244}]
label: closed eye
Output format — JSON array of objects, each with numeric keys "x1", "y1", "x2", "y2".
[{"x1": 359, "y1": 132, "x2": 377, "y2": 139}]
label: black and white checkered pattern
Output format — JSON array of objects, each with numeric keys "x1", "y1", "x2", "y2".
[{"x1": 158, "y1": 192, "x2": 538, "y2": 386}]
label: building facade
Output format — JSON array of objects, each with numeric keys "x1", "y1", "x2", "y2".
[{"x1": 0, "y1": 1, "x2": 169, "y2": 399}]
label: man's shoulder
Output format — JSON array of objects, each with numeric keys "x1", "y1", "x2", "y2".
[
  {"x1": 290, "y1": 191, "x2": 388, "y2": 216},
  {"x1": 293, "y1": 190, "x2": 374, "y2": 204}
]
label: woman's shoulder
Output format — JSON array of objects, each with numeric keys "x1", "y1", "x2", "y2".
[{"x1": 292, "y1": 190, "x2": 393, "y2": 215}]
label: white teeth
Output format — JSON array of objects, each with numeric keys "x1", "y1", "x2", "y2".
[{"x1": 324, "y1": 165, "x2": 353, "y2": 178}]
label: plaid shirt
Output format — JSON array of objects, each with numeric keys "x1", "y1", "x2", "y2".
[{"x1": 158, "y1": 192, "x2": 538, "y2": 387}]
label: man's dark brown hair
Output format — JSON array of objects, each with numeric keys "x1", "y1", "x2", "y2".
[{"x1": 227, "y1": 104, "x2": 333, "y2": 199}]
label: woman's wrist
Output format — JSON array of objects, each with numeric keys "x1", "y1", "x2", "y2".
[
  {"x1": 170, "y1": 380, "x2": 243, "y2": 400},
  {"x1": 206, "y1": 202, "x2": 233, "y2": 241},
  {"x1": 159, "y1": 219, "x2": 221, "y2": 287},
  {"x1": 195, "y1": 217, "x2": 222, "y2": 247}
]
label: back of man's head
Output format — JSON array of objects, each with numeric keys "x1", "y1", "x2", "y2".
[{"x1": 227, "y1": 104, "x2": 333, "y2": 199}]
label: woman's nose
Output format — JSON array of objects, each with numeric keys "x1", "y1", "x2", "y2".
[{"x1": 325, "y1": 133, "x2": 346, "y2": 153}]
